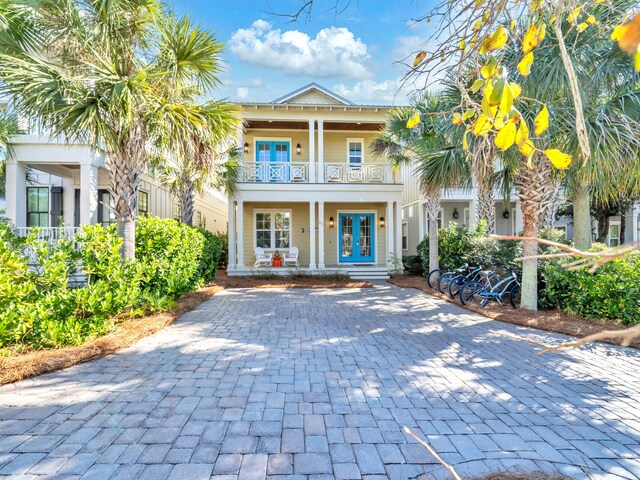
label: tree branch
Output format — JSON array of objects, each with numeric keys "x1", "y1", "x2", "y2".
[{"x1": 403, "y1": 427, "x2": 463, "y2": 480}]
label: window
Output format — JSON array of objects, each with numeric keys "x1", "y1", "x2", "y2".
[
  {"x1": 196, "y1": 211, "x2": 206, "y2": 228},
  {"x1": 255, "y1": 210, "x2": 291, "y2": 249},
  {"x1": 609, "y1": 223, "x2": 621, "y2": 247},
  {"x1": 347, "y1": 139, "x2": 363, "y2": 164},
  {"x1": 98, "y1": 190, "x2": 115, "y2": 226},
  {"x1": 138, "y1": 190, "x2": 149, "y2": 215},
  {"x1": 27, "y1": 187, "x2": 49, "y2": 227},
  {"x1": 402, "y1": 222, "x2": 408, "y2": 251}
]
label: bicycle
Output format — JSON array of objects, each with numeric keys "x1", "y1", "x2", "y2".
[
  {"x1": 434, "y1": 264, "x2": 473, "y2": 294},
  {"x1": 447, "y1": 265, "x2": 498, "y2": 299},
  {"x1": 459, "y1": 267, "x2": 521, "y2": 308}
]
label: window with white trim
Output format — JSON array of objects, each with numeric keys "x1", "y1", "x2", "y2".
[
  {"x1": 347, "y1": 139, "x2": 363, "y2": 164},
  {"x1": 255, "y1": 210, "x2": 291, "y2": 249},
  {"x1": 609, "y1": 222, "x2": 621, "y2": 247},
  {"x1": 402, "y1": 222, "x2": 408, "y2": 251}
]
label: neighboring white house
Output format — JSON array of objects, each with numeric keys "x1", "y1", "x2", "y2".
[
  {"x1": 400, "y1": 164, "x2": 640, "y2": 256},
  {"x1": 2, "y1": 115, "x2": 228, "y2": 237},
  {"x1": 228, "y1": 83, "x2": 404, "y2": 279}
]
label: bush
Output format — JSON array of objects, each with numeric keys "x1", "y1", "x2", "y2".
[
  {"x1": 0, "y1": 218, "x2": 222, "y2": 350},
  {"x1": 136, "y1": 217, "x2": 206, "y2": 296},
  {"x1": 543, "y1": 251, "x2": 640, "y2": 324},
  {"x1": 402, "y1": 255, "x2": 424, "y2": 276},
  {"x1": 214, "y1": 231, "x2": 228, "y2": 269}
]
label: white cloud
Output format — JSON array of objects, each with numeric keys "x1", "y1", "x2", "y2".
[
  {"x1": 229, "y1": 20, "x2": 372, "y2": 79},
  {"x1": 332, "y1": 79, "x2": 410, "y2": 105},
  {"x1": 236, "y1": 87, "x2": 249, "y2": 99}
]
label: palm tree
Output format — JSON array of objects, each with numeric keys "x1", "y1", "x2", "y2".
[
  {"x1": 372, "y1": 93, "x2": 470, "y2": 275},
  {"x1": 0, "y1": 0, "x2": 239, "y2": 258},
  {"x1": 518, "y1": 2, "x2": 640, "y2": 249},
  {"x1": 148, "y1": 15, "x2": 240, "y2": 226}
]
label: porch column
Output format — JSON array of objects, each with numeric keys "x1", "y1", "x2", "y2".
[
  {"x1": 394, "y1": 202, "x2": 403, "y2": 264},
  {"x1": 318, "y1": 201, "x2": 325, "y2": 268},
  {"x1": 62, "y1": 177, "x2": 75, "y2": 226},
  {"x1": 386, "y1": 201, "x2": 393, "y2": 267},
  {"x1": 418, "y1": 201, "x2": 426, "y2": 239},
  {"x1": 80, "y1": 161, "x2": 99, "y2": 225},
  {"x1": 469, "y1": 199, "x2": 477, "y2": 229},
  {"x1": 317, "y1": 120, "x2": 324, "y2": 182},
  {"x1": 308, "y1": 120, "x2": 316, "y2": 183},
  {"x1": 632, "y1": 202, "x2": 639, "y2": 243},
  {"x1": 5, "y1": 160, "x2": 27, "y2": 227},
  {"x1": 228, "y1": 200, "x2": 236, "y2": 271},
  {"x1": 236, "y1": 200, "x2": 244, "y2": 268},
  {"x1": 514, "y1": 200, "x2": 524, "y2": 235},
  {"x1": 309, "y1": 201, "x2": 316, "y2": 269}
]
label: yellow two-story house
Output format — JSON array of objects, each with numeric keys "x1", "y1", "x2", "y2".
[{"x1": 227, "y1": 83, "x2": 404, "y2": 279}]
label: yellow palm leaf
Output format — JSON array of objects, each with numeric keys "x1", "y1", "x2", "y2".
[{"x1": 406, "y1": 112, "x2": 421, "y2": 129}]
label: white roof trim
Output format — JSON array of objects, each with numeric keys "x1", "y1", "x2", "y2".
[{"x1": 272, "y1": 82, "x2": 354, "y2": 105}]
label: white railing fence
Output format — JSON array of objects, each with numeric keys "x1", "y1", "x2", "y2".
[
  {"x1": 241, "y1": 162, "x2": 310, "y2": 183},
  {"x1": 323, "y1": 163, "x2": 387, "y2": 184},
  {"x1": 14, "y1": 226, "x2": 80, "y2": 243},
  {"x1": 239, "y1": 161, "x2": 393, "y2": 184}
]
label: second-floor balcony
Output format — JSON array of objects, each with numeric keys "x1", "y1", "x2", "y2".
[{"x1": 239, "y1": 161, "x2": 396, "y2": 184}]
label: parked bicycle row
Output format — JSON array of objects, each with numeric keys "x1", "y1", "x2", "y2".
[{"x1": 427, "y1": 262, "x2": 521, "y2": 309}]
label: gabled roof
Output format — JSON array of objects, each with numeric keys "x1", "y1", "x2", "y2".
[{"x1": 272, "y1": 82, "x2": 354, "y2": 105}]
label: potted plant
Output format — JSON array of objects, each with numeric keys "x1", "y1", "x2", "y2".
[{"x1": 273, "y1": 250, "x2": 282, "y2": 267}]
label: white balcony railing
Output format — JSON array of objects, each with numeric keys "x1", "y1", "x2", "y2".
[
  {"x1": 323, "y1": 163, "x2": 387, "y2": 184},
  {"x1": 239, "y1": 161, "x2": 394, "y2": 184},
  {"x1": 241, "y1": 162, "x2": 310, "y2": 183},
  {"x1": 14, "y1": 227, "x2": 80, "y2": 243}
]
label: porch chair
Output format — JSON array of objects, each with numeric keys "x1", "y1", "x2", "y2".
[
  {"x1": 254, "y1": 247, "x2": 273, "y2": 267},
  {"x1": 283, "y1": 247, "x2": 300, "y2": 267}
]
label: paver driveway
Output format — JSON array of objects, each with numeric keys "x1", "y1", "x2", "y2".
[{"x1": 1, "y1": 285, "x2": 639, "y2": 480}]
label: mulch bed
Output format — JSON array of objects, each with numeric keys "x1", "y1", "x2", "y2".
[
  {"x1": 0, "y1": 284, "x2": 225, "y2": 386},
  {"x1": 389, "y1": 275, "x2": 640, "y2": 350},
  {"x1": 215, "y1": 270, "x2": 373, "y2": 289}
]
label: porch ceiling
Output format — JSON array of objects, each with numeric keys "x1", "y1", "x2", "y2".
[{"x1": 245, "y1": 120, "x2": 384, "y2": 131}]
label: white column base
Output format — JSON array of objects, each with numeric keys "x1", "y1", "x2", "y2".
[
  {"x1": 309, "y1": 201, "x2": 317, "y2": 269},
  {"x1": 318, "y1": 201, "x2": 325, "y2": 269}
]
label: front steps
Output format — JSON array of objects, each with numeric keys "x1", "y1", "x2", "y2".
[{"x1": 344, "y1": 266, "x2": 391, "y2": 281}]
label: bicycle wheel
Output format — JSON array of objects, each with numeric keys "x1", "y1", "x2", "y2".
[
  {"x1": 438, "y1": 273, "x2": 456, "y2": 294},
  {"x1": 427, "y1": 269, "x2": 444, "y2": 289},
  {"x1": 460, "y1": 281, "x2": 489, "y2": 307},
  {"x1": 509, "y1": 285, "x2": 521, "y2": 309},
  {"x1": 448, "y1": 276, "x2": 466, "y2": 299}
]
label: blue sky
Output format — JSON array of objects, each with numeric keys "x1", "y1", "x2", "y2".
[{"x1": 170, "y1": 0, "x2": 433, "y2": 104}]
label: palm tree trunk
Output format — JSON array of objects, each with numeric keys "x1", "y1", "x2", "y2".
[
  {"x1": 178, "y1": 177, "x2": 196, "y2": 226},
  {"x1": 596, "y1": 215, "x2": 609, "y2": 243},
  {"x1": 540, "y1": 176, "x2": 562, "y2": 228},
  {"x1": 515, "y1": 155, "x2": 550, "y2": 311},
  {"x1": 425, "y1": 191, "x2": 440, "y2": 274},
  {"x1": 110, "y1": 151, "x2": 140, "y2": 260},
  {"x1": 620, "y1": 209, "x2": 626, "y2": 245},
  {"x1": 572, "y1": 183, "x2": 592, "y2": 250},
  {"x1": 477, "y1": 186, "x2": 495, "y2": 233}
]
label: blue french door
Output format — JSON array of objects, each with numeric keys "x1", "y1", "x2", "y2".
[
  {"x1": 256, "y1": 141, "x2": 290, "y2": 182},
  {"x1": 339, "y1": 213, "x2": 375, "y2": 263}
]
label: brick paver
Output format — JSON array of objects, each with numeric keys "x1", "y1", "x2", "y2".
[{"x1": 1, "y1": 284, "x2": 639, "y2": 479}]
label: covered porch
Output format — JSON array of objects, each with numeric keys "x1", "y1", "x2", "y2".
[{"x1": 227, "y1": 197, "x2": 404, "y2": 277}]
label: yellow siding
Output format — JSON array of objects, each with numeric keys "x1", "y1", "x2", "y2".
[
  {"x1": 241, "y1": 202, "x2": 387, "y2": 267},
  {"x1": 243, "y1": 130, "x2": 384, "y2": 165}
]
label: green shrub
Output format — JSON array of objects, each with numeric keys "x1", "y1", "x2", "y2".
[
  {"x1": 543, "y1": 252, "x2": 640, "y2": 324},
  {"x1": 0, "y1": 218, "x2": 222, "y2": 350},
  {"x1": 214, "y1": 231, "x2": 228, "y2": 269},
  {"x1": 197, "y1": 228, "x2": 223, "y2": 282},
  {"x1": 136, "y1": 217, "x2": 206, "y2": 296}
]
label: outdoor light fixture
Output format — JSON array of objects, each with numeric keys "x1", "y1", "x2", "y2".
[
  {"x1": 503, "y1": 208, "x2": 510, "y2": 219},
  {"x1": 243, "y1": 142, "x2": 249, "y2": 154},
  {"x1": 329, "y1": 217, "x2": 335, "y2": 228},
  {"x1": 296, "y1": 143, "x2": 302, "y2": 155},
  {"x1": 452, "y1": 208, "x2": 459, "y2": 219},
  {"x1": 379, "y1": 216, "x2": 385, "y2": 228}
]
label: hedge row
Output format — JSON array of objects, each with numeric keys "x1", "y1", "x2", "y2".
[{"x1": 0, "y1": 217, "x2": 222, "y2": 350}]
